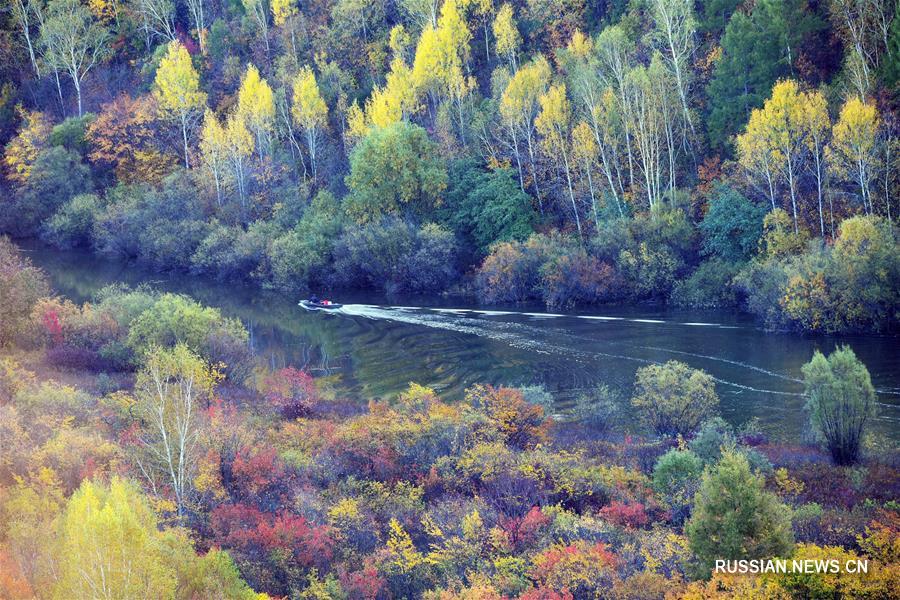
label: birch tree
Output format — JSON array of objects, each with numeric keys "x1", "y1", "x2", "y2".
[
  {"x1": 135, "y1": 0, "x2": 177, "y2": 44},
  {"x1": 242, "y1": 0, "x2": 271, "y2": 55},
  {"x1": 40, "y1": 0, "x2": 110, "y2": 116},
  {"x1": 133, "y1": 344, "x2": 217, "y2": 518},
  {"x1": 11, "y1": 0, "x2": 42, "y2": 77},
  {"x1": 536, "y1": 83, "x2": 583, "y2": 240},
  {"x1": 828, "y1": 96, "x2": 881, "y2": 214},
  {"x1": 292, "y1": 66, "x2": 329, "y2": 179},
  {"x1": 650, "y1": 0, "x2": 697, "y2": 143},
  {"x1": 200, "y1": 109, "x2": 227, "y2": 206},
  {"x1": 237, "y1": 64, "x2": 275, "y2": 161},
  {"x1": 154, "y1": 41, "x2": 207, "y2": 168}
]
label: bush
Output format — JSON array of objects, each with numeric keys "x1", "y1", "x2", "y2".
[
  {"x1": 631, "y1": 361, "x2": 719, "y2": 437},
  {"x1": 0, "y1": 237, "x2": 50, "y2": 346},
  {"x1": 125, "y1": 293, "x2": 249, "y2": 368},
  {"x1": 652, "y1": 449, "x2": 703, "y2": 524},
  {"x1": 688, "y1": 417, "x2": 736, "y2": 464},
  {"x1": 685, "y1": 450, "x2": 794, "y2": 577},
  {"x1": 331, "y1": 218, "x2": 458, "y2": 294},
  {"x1": 802, "y1": 346, "x2": 877, "y2": 465},
  {"x1": 670, "y1": 258, "x2": 741, "y2": 308},
  {"x1": 42, "y1": 193, "x2": 102, "y2": 248},
  {"x1": 4, "y1": 147, "x2": 93, "y2": 236},
  {"x1": 476, "y1": 233, "x2": 618, "y2": 306},
  {"x1": 572, "y1": 385, "x2": 621, "y2": 435},
  {"x1": 267, "y1": 192, "x2": 343, "y2": 290}
]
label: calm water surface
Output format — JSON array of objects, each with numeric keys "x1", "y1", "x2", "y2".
[{"x1": 22, "y1": 241, "x2": 900, "y2": 442}]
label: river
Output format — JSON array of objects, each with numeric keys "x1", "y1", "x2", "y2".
[{"x1": 21, "y1": 241, "x2": 900, "y2": 442}]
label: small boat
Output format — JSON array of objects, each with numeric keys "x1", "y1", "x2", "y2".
[{"x1": 299, "y1": 299, "x2": 343, "y2": 311}]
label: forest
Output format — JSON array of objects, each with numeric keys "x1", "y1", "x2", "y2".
[
  {"x1": 0, "y1": 0, "x2": 898, "y2": 332},
  {"x1": 0, "y1": 0, "x2": 899, "y2": 598}
]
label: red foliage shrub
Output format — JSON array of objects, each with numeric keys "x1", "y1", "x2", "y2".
[
  {"x1": 518, "y1": 588, "x2": 574, "y2": 600},
  {"x1": 261, "y1": 367, "x2": 319, "y2": 418},
  {"x1": 599, "y1": 501, "x2": 650, "y2": 529},
  {"x1": 225, "y1": 445, "x2": 292, "y2": 509},
  {"x1": 501, "y1": 506, "x2": 551, "y2": 550},
  {"x1": 210, "y1": 503, "x2": 335, "y2": 569},
  {"x1": 42, "y1": 309, "x2": 63, "y2": 346},
  {"x1": 340, "y1": 564, "x2": 390, "y2": 600}
]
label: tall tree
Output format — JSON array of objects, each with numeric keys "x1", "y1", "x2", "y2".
[
  {"x1": 199, "y1": 109, "x2": 227, "y2": 206},
  {"x1": 135, "y1": 0, "x2": 177, "y2": 45},
  {"x1": 828, "y1": 96, "x2": 881, "y2": 214},
  {"x1": 225, "y1": 112, "x2": 254, "y2": 213},
  {"x1": 805, "y1": 89, "x2": 831, "y2": 236},
  {"x1": 650, "y1": 0, "x2": 697, "y2": 143},
  {"x1": 57, "y1": 478, "x2": 177, "y2": 598},
  {"x1": 237, "y1": 64, "x2": 275, "y2": 161},
  {"x1": 154, "y1": 41, "x2": 207, "y2": 169},
  {"x1": 493, "y1": 3, "x2": 521, "y2": 71},
  {"x1": 40, "y1": 0, "x2": 110, "y2": 116},
  {"x1": 11, "y1": 0, "x2": 42, "y2": 77},
  {"x1": 536, "y1": 83, "x2": 583, "y2": 239},
  {"x1": 132, "y1": 344, "x2": 217, "y2": 517},
  {"x1": 242, "y1": 0, "x2": 271, "y2": 55},
  {"x1": 291, "y1": 66, "x2": 329, "y2": 180},
  {"x1": 500, "y1": 56, "x2": 551, "y2": 212}
]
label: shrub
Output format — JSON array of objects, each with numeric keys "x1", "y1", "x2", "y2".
[
  {"x1": 261, "y1": 367, "x2": 320, "y2": 418},
  {"x1": 572, "y1": 385, "x2": 621, "y2": 435},
  {"x1": 0, "y1": 237, "x2": 50, "y2": 346},
  {"x1": 465, "y1": 384, "x2": 550, "y2": 450},
  {"x1": 685, "y1": 450, "x2": 794, "y2": 577},
  {"x1": 652, "y1": 449, "x2": 703, "y2": 524},
  {"x1": 688, "y1": 417, "x2": 736, "y2": 464},
  {"x1": 631, "y1": 361, "x2": 719, "y2": 437},
  {"x1": 125, "y1": 293, "x2": 249, "y2": 368},
  {"x1": 268, "y1": 192, "x2": 343, "y2": 290},
  {"x1": 802, "y1": 346, "x2": 877, "y2": 465},
  {"x1": 670, "y1": 258, "x2": 742, "y2": 308},
  {"x1": 42, "y1": 193, "x2": 102, "y2": 248}
]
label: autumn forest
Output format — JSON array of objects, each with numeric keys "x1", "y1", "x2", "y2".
[{"x1": 0, "y1": 0, "x2": 899, "y2": 598}]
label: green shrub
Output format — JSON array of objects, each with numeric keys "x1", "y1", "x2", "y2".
[
  {"x1": 699, "y1": 186, "x2": 766, "y2": 262},
  {"x1": 631, "y1": 361, "x2": 719, "y2": 437},
  {"x1": 0, "y1": 237, "x2": 50, "y2": 346},
  {"x1": 652, "y1": 449, "x2": 703, "y2": 524},
  {"x1": 802, "y1": 345, "x2": 877, "y2": 465},
  {"x1": 671, "y1": 258, "x2": 741, "y2": 308},
  {"x1": 42, "y1": 193, "x2": 102, "y2": 248}
]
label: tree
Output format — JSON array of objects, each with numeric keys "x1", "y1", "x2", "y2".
[
  {"x1": 242, "y1": 0, "x2": 271, "y2": 55},
  {"x1": 631, "y1": 360, "x2": 719, "y2": 437},
  {"x1": 500, "y1": 57, "x2": 551, "y2": 211},
  {"x1": 225, "y1": 112, "x2": 254, "y2": 213},
  {"x1": 699, "y1": 186, "x2": 768, "y2": 262},
  {"x1": 536, "y1": 83, "x2": 582, "y2": 239},
  {"x1": 3, "y1": 109, "x2": 51, "y2": 185},
  {"x1": 686, "y1": 450, "x2": 794, "y2": 577},
  {"x1": 805, "y1": 89, "x2": 831, "y2": 237},
  {"x1": 271, "y1": 0, "x2": 299, "y2": 56},
  {"x1": 344, "y1": 122, "x2": 447, "y2": 222},
  {"x1": 237, "y1": 64, "x2": 275, "y2": 161},
  {"x1": 493, "y1": 3, "x2": 520, "y2": 71},
  {"x1": 40, "y1": 0, "x2": 110, "y2": 116},
  {"x1": 56, "y1": 477, "x2": 177, "y2": 598},
  {"x1": 650, "y1": 0, "x2": 697, "y2": 143},
  {"x1": 737, "y1": 80, "x2": 823, "y2": 232},
  {"x1": 185, "y1": 0, "x2": 206, "y2": 51},
  {"x1": 802, "y1": 345, "x2": 877, "y2": 465},
  {"x1": 132, "y1": 344, "x2": 218, "y2": 517},
  {"x1": 707, "y1": 0, "x2": 823, "y2": 151},
  {"x1": 10, "y1": 0, "x2": 42, "y2": 77},
  {"x1": 292, "y1": 66, "x2": 329, "y2": 180},
  {"x1": 829, "y1": 0, "x2": 894, "y2": 99},
  {"x1": 154, "y1": 41, "x2": 207, "y2": 169},
  {"x1": 828, "y1": 97, "x2": 880, "y2": 215},
  {"x1": 135, "y1": 0, "x2": 177, "y2": 45},
  {"x1": 199, "y1": 110, "x2": 227, "y2": 206},
  {"x1": 0, "y1": 237, "x2": 50, "y2": 347}
]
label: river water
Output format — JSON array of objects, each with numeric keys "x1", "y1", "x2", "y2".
[{"x1": 21, "y1": 241, "x2": 900, "y2": 442}]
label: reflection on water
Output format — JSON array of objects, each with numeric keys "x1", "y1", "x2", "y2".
[{"x1": 21, "y1": 240, "x2": 900, "y2": 441}]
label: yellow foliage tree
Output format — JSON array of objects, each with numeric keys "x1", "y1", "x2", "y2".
[
  {"x1": 55, "y1": 477, "x2": 177, "y2": 599},
  {"x1": 154, "y1": 40, "x2": 207, "y2": 168},
  {"x1": 199, "y1": 109, "x2": 227, "y2": 206},
  {"x1": 292, "y1": 66, "x2": 329, "y2": 179},
  {"x1": 237, "y1": 64, "x2": 275, "y2": 161},
  {"x1": 537, "y1": 83, "x2": 583, "y2": 239},
  {"x1": 493, "y1": 3, "x2": 520, "y2": 70},
  {"x1": 3, "y1": 109, "x2": 51, "y2": 184},
  {"x1": 828, "y1": 96, "x2": 880, "y2": 215}
]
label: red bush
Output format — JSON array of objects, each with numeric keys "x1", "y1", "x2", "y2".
[
  {"x1": 501, "y1": 506, "x2": 551, "y2": 549},
  {"x1": 262, "y1": 367, "x2": 320, "y2": 418},
  {"x1": 599, "y1": 501, "x2": 650, "y2": 529}
]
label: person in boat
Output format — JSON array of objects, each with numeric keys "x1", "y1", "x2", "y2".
[{"x1": 309, "y1": 294, "x2": 320, "y2": 304}]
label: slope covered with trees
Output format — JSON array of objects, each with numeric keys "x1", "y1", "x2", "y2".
[{"x1": 0, "y1": 0, "x2": 898, "y2": 333}]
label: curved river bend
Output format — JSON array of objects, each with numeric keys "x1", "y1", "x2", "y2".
[{"x1": 22, "y1": 242, "x2": 900, "y2": 442}]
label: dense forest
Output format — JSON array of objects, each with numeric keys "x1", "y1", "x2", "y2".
[
  {"x1": 0, "y1": 1, "x2": 899, "y2": 598},
  {"x1": 0, "y1": 0, "x2": 898, "y2": 332}
]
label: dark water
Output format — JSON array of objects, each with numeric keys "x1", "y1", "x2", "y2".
[{"x1": 21, "y1": 241, "x2": 900, "y2": 442}]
